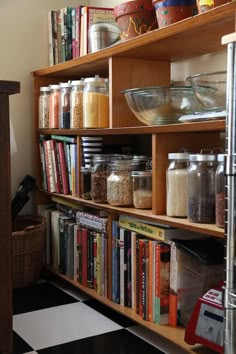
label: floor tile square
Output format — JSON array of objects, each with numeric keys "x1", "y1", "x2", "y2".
[
  {"x1": 13, "y1": 331, "x2": 34, "y2": 354},
  {"x1": 13, "y1": 282, "x2": 78, "y2": 315},
  {"x1": 37, "y1": 329, "x2": 165, "y2": 354},
  {"x1": 83, "y1": 298, "x2": 136, "y2": 327},
  {"x1": 13, "y1": 302, "x2": 122, "y2": 350}
]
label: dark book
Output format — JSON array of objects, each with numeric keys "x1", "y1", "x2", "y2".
[
  {"x1": 87, "y1": 230, "x2": 95, "y2": 288},
  {"x1": 81, "y1": 228, "x2": 88, "y2": 287},
  {"x1": 112, "y1": 220, "x2": 120, "y2": 303},
  {"x1": 59, "y1": 215, "x2": 72, "y2": 274},
  {"x1": 57, "y1": 142, "x2": 69, "y2": 195}
]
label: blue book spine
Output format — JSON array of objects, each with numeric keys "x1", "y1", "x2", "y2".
[{"x1": 112, "y1": 220, "x2": 119, "y2": 303}]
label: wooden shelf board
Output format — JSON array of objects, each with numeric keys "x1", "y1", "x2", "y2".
[
  {"x1": 38, "y1": 119, "x2": 225, "y2": 136},
  {"x1": 32, "y1": 3, "x2": 235, "y2": 78},
  {"x1": 50, "y1": 194, "x2": 224, "y2": 238},
  {"x1": 45, "y1": 265, "x2": 215, "y2": 354}
]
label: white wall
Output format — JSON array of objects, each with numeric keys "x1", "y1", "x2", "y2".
[{"x1": 1, "y1": 0, "x2": 226, "y2": 214}]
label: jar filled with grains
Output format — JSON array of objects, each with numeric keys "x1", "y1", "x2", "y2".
[
  {"x1": 49, "y1": 84, "x2": 60, "y2": 128},
  {"x1": 59, "y1": 82, "x2": 71, "y2": 128},
  {"x1": 107, "y1": 159, "x2": 139, "y2": 206},
  {"x1": 166, "y1": 151, "x2": 189, "y2": 217},
  {"x1": 188, "y1": 151, "x2": 217, "y2": 223},
  {"x1": 83, "y1": 76, "x2": 109, "y2": 128},
  {"x1": 39, "y1": 86, "x2": 51, "y2": 128},
  {"x1": 80, "y1": 166, "x2": 91, "y2": 200},
  {"x1": 91, "y1": 154, "x2": 110, "y2": 203},
  {"x1": 215, "y1": 154, "x2": 225, "y2": 228},
  {"x1": 132, "y1": 170, "x2": 152, "y2": 209},
  {"x1": 70, "y1": 80, "x2": 84, "y2": 129}
]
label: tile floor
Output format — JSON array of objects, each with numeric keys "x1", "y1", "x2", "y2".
[{"x1": 13, "y1": 278, "x2": 185, "y2": 354}]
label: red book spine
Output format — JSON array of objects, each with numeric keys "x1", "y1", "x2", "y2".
[
  {"x1": 77, "y1": 228, "x2": 82, "y2": 283},
  {"x1": 57, "y1": 141, "x2": 69, "y2": 194},
  {"x1": 81, "y1": 228, "x2": 88, "y2": 287},
  {"x1": 138, "y1": 239, "x2": 145, "y2": 318}
]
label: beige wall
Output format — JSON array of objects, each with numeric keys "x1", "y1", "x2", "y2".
[{"x1": 1, "y1": 0, "x2": 226, "y2": 214}]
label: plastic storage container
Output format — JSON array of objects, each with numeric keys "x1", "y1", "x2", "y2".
[
  {"x1": 70, "y1": 80, "x2": 84, "y2": 129},
  {"x1": 83, "y1": 76, "x2": 109, "y2": 128},
  {"x1": 107, "y1": 159, "x2": 139, "y2": 206},
  {"x1": 132, "y1": 170, "x2": 152, "y2": 209},
  {"x1": 187, "y1": 151, "x2": 217, "y2": 223},
  {"x1": 59, "y1": 82, "x2": 71, "y2": 128},
  {"x1": 39, "y1": 86, "x2": 51, "y2": 128},
  {"x1": 49, "y1": 84, "x2": 60, "y2": 128},
  {"x1": 215, "y1": 153, "x2": 225, "y2": 228},
  {"x1": 166, "y1": 151, "x2": 189, "y2": 217}
]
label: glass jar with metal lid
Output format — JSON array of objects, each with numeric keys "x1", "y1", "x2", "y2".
[
  {"x1": 132, "y1": 170, "x2": 152, "y2": 209},
  {"x1": 215, "y1": 153, "x2": 225, "y2": 228},
  {"x1": 166, "y1": 151, "x2": 189, "y2": 217},
  {"x1": 70, "y1": 80, "x2": 84, "y2": 129},
  {"x1": 90, "y1": 154, "x2": 110, "y2": 203},
  {"x1": 132, "y1": 155, "x2": 151, "y2": 170},
  {"x1": 107, "y1": 159, "x2": 139, "y2": 206},
  {"x1": 187, "y1": 150, "x2": 217, "y2": 223},
  {"x1": 83, "y1": 76, "x2": 109, "y2": 128},
  {"x1": 59, "y1": 82, "x2": 71, "y2": 128},
  {"x1": 80, "y1": 166, "x2": 91, "y2": 200},
  {"x1": 39, "y1": 86, "x2": 51, "y2": 128},
  {"x1": 49, "y1": 84, "x2": 60, "y2": 128}
]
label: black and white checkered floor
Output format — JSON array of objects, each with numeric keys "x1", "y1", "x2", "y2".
[{"x1": 13, "y1": 278, "x2": 184, "y2": 354}]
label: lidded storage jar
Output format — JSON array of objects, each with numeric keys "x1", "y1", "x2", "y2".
[
  {"x1": 132, "y1": 170, "x2": 152, "y2": 209},
  {"x1": 91, "y1": 154, "x2": 110, "y2": 203},
  {"x1": 83, "y1": 76, "x2": 109, "y2": 128},
  {"x1": 107, "y1": 159, "x2": 139, "y2": 206},
  {"x1": 70, "y1": 80, "x2": 84, "y2": 129},
  {"x1": 39, "y1": 86, "x2": 51, "y2": 128},
  {"x1": 59, "y1": 82, "x2": 71, "y2": 128},
  {"x1": 215, "y1": 154, "x2": 225, "y2": 228},
  {"x1": 166, "y1": 151, "x2": 189, "y2": 217},
  {"x1": 188, "y1": 151, "x2": 217, "y2": 223},
  {"x1": 80, "y1": 166, "x2": 91, "y2": 200},
  {"x1": 49, "y1": 84, "x2": 60, "y2": 128}
]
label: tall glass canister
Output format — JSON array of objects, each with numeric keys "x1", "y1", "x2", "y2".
[
  {"x1": 39, "y1": 86, "x2": 51, "y2": 128},
  {"x1": 70, "y1": 80, "x2": 84, "y2": 129},
  {"x1": 49, "y1": 84, "x2": 60, "y2": 128},
  {"x1": 59, "y1": 82, "x2": 71, "y2": 128}
]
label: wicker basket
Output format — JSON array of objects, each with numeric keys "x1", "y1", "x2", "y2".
[{"x1": 12, "y1": 215, "x2": 46, "y2": 288}]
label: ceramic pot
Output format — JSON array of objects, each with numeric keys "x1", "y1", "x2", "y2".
[
  {"x1": 197, "y1": 0, "x2": 230, "y2": 13},
  {"x1": 114, "y1": 0, "x2": 158, "y2": 40},
  {"x1": 152, "y1": 0, "x2": 197, "y2": 28}
]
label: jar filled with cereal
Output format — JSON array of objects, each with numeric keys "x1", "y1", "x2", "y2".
[
  {"x1": 70, "y1": 80, "x2": 84, "y2": 129},
  {"x1": 91, "y1": 154, "x2": 110, "y2": 203},
  {"x1": 107, "y1": 159, "x2": 139, "y2": 206}
]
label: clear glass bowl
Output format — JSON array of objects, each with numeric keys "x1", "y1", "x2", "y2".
[
  {"x1": 122, "y1": 86, "x2": 203, "y2": 125},
  {"x1": 187, "y1": 71, "x2": 226, "y2": 110}
]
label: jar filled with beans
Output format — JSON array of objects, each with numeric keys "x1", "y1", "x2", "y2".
[
  {"x1": 107, "y1": 159, "x2": 139, "y2": 206},
  {"x1": 59, "y1": 82, "x2": 71, "y2": 128},
  {"x1": 39, "y1": 86, "x2": 51, "y2": 128},
  {"x1": 91, "y1": 154, "x2": 110, "y2": 203},
  {"x1": 70, "y1": 80, "x2": 84, "y2": 129}
]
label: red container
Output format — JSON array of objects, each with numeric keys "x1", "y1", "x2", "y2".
[
  {"x1": 114, "y1": 0, "x2": 158, "y2": 40},
  {"x1": 152, "y1": 0, "x2": 197, "y2": 28},
  {"x1": 197, "y1": 0, "x2": 230, "y2": 13}
]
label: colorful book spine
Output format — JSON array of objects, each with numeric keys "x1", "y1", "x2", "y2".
[
  {"x1": 51, "y1": 135, "x2": 76, "y2": 143},
  {"x1": 81, "y1": 228, "x2": 88, "y2": 286},
  {"x1": 96, "y1": 232, "x2": 102, "y2": 295},
  {"x1": 57, "y1": 142, "x2": 69, "y2": 195},
  {"x1": 112, "y1": 220, "x2": 119, "y2": 303}
]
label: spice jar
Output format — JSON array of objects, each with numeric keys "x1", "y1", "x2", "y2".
[
  {"x1": 39, "y1": 86, "x2": 51, "y2": 128},
  {"x1": 59, "y1": 82, "x2": 71, "y2": 128},
  {"x1": 215, "y1": 154, "x2": 225, "y2": 228},
  {"x1": 83, "y1": 76, "x2": 109, "y2": 128},
  {"x1": 132, "y1": 170, "x2": 152, "y2": 209},
  {"x1": 107, "y1": 159, "x2": 139, "y2": 206},
  {"x1": 188, "y1": 151, "x2": 217, "y2": 223},
  {"x1": 49, "y1": 84, "x2": 60, "y2": 128},
  {"x1": 70, "y1": 80, "x2": 84, "y2": 128},
  {"x1": 91, "y1": 154, "x2": 110, "y2": 203},
  {"x1": 80, "y1": 166, "x2": 91, "y2": 200},
  {"x1": 166, "y1": 151, "x2": 189, "y2": 217}
]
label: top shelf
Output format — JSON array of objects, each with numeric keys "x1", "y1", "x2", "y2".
[{"x1": 32, "y1": 2, "x2": 236, "y2": 78}]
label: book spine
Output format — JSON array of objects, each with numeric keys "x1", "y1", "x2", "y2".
[
  {"x1": 50, "y1": 139, "x2": 61, "y2": 193},
  {"x1": 39, "y1": 138, "x2": 48, "y2": 191},
  {"x1": 119, "y1": 216, "x2": 165, "y2": 241},
  {"x1": 148, "y1": 240, "x2": 154, "y2": 322},
  {"x1": 75, "y1": 5, "x2": 81, "y2": 58},
  {"x1": 93, "y1": 232, "x2": 97, "y2": 290},
  {"x1": 52, "y1": 10, "x2": 58, "y2": 65},
  {"x1": 126, "y1": 230, "x2": 132, "y2": 308},
  {"x1": 66, "y1": 7, "x2": 73, "y2": 61},
  {"x1": 51, "y1": 135, "x2": 76, "y2": 143},
  {"x1": 81, "y1": 228, "x2": 88, "y2": 287},
  {"x1": 120, "y1": 228, "x2": 125, "y2": 306},
  {"x1": 169, "y1": 241, "x2": 178, "y2": 326},
  {"x1": 96, "y1": 232, "x2": 102, "y2": 295},
  {"x1": 73, "y1": 224, "x2": 79, "y2": 280},
  {"x1": 77, "y1": 228, "x2": 83, "y2": 283},
  {"x1": 57, "y1": 10, "x2": 62, "y2": 63},
  {"x1": 102, "y1": 233, "x2": 107, "y2": 297},
  {"x1": 112, "y1": 220, "x2": 119, "y2": 303},
  {"x1": 131, "y1": 231, "x2": 137, "y2": 310},
  {"x1": 71, "y1": 7, "x2": 76, "y2": 59},
  {"x1": 48, "y1": 11, "x2": 54, "y2": 66},
  {"x1": 139, "y1": 239, "x2": 145, "y2": 318},
  {"x1": 87, "y1": 231, "x2": 95, "y2": 289},
  {"x1": 61, "y1": 8, "x2": 66, "y2": 62},
  {"x1": 50, "y1": 210, "x2": 62, "y2": 270},
  {"x1": 57, "y1": 142, "x2": 69, "y2": 195}
]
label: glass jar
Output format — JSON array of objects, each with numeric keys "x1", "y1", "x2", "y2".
[
  {"x1": 215, "y1": 154, "x2": 225, "y2": 228},
  {"x1": 49, "y1": 84, "x2": 60, "y2": 128},
  {"x1": 70, "y1": 80, "x2": 84, "y2": 129},
  {"x1": 188, "y1": 152, "x2": 217, "y2": 223},
  {"x1": 80, "y1": 166, "x2": 91, "y2": 200},
  {"x1": 59, "y1": 82, "x2": 71, "y2": 128},
  {"x1": 132, "y1": 170, "x2": 152, "y2": 209},
  {"x1": 83, "y1": 76, "x2": 109, "y2": 128},
  {"x1": 166, "y1": 151, "x2": 189, "y2": 217},
  {"x1": 39, "y1": 86, "x2": 51, "y2": 128},
  {"x1": 91, "y1": 154, "x2": 110, "y2": 203},
  {"x1": 132, "y1": 155, "x2": 151, "y2": 170},
  {"x1": 107, "y1": 160, "x2": 139, "y2": 206}
]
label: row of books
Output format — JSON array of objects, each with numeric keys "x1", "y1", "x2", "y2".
[
  {"x1": 48, "y1": 5, "x2": 115, "y2": 66},
  {"x1": 39, "y1": 135, "x2": 77, "y2": 196},
  {"x1": 41, "y1": 207, "x2": 108, "y2": 297}
]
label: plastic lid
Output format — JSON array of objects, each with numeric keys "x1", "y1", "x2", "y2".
[
  {"x1": 131, "y1": 170, "x2": 152, "y2": 177},
  {"x1": 168, "y1": 152, "x2": 189, "y2": 160},
  {"x1": 49, "y1": 84, "x2": 60, "y2": 89},
  {"x1": 84, "y1": 75, "x2": 106, "y2": 84},
  {"x1": 40, "y1": 86, "x2": 51, "y2": 92},
  {"x1": 59, "y1": 82, "x2": 71, "y2": 88},
  {"x1": 217, "y1": 154, "x2": 225, "y2": 162},
  {"x1": 189, "y1": 153, "x2": 216, "y2": 162},
  {"x1": 71, "y1": 80, "x2": 84, "y2": 86}
]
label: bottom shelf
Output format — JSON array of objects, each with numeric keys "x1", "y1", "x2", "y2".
[{"x1": 44, "y1": 265, "x2": 217, "y2": 354}]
